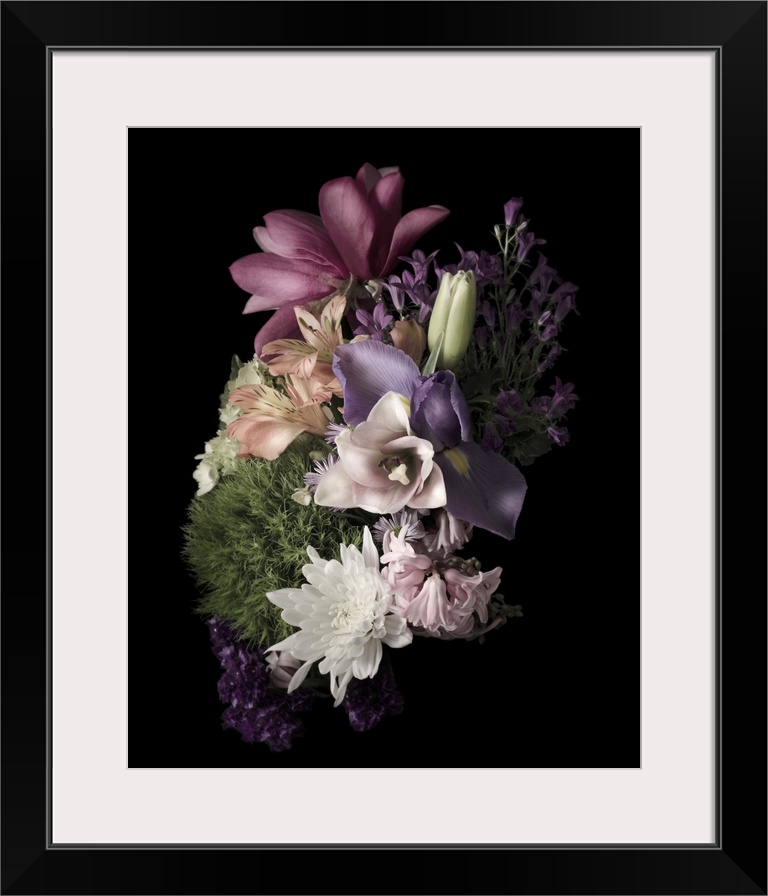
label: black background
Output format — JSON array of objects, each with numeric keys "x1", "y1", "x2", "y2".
[
  {"x1": 2, "y1": 0, "x2": 765, "y2": 893},
  {"x1": 128, "y1": 127, "x2": 641, "y2": 769}
]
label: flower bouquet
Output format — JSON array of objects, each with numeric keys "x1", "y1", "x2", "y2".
[{"x1": 184, "y1": 163, "x2": 579, "y2": 751}]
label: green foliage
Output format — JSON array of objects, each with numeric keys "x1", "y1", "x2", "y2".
[{"x1": 183, "y1": 439, "x2": 363, "y2": 646}]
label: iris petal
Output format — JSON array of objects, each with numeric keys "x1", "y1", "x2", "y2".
[{"x1": 435, "y1": 442, "x2": 527, "y2": 540}]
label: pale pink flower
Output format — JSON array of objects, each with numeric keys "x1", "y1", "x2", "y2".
[
  {"x1": 261, "y1": 294, "x2": 347, "y2": 397},
  {"x1": 265, "y1": 651, "x2": 304, "y2": 689},
  {"x1": 313, "y1": 391, "x2": 446, "y2": 515},
  {"x1": 381, "y1": 532, "x2": 504, "y2": 639},
  {"x1": 422, "y1": 509, "x2": 474, "y2": 557},
  {"x1": 227, "y1": 375, "x2": 331, "y2": 461},
  {"x1": 381, "y1": 533, "x2": 432, "y2": 614}
]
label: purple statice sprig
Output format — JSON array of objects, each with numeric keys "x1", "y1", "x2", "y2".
[
  {"x1": 207, "y1": 618, "x2": 315, "y2": 752},
  {"x1": 341, "y1": 667, "x2": 405, "y2": 733}
]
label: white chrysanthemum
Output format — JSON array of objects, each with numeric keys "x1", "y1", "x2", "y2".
[
  {"x1": 219, "y1": 355, "x2": 268, "y2": 425},
  {"x1": 193, "y1": 429, "x2": 241, "y2": 495},
  {"x1": 266, "y1": 528, "x2": 413, "y2": 706}
]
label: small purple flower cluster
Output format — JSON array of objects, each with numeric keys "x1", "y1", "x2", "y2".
[
  {"x1": 207, "y1": 618, "x2": 314, "y2": 752},
  {"x1": 342, "y1": 669, "x2": 405, "y2": 733}
]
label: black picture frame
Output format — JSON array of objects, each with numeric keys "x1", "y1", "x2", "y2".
[{"x1": 3, "y1": 2, "x2": 765, "y2": 894}]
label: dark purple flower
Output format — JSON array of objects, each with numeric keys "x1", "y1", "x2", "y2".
[
  {"x1": 516, "y1": 230, "x2": 546, "y2": 263},
  {"x1": 551, "y1": 282, "x2": 580, "y2": 321},
  {"x1": 475, "y1": 326, "x2": 491, "y2": 351},
  {"x1": 354, "y1": 302, "x2": 394, "y2": 338},
  {"x1": 399, "y1": 248, "x2": 439, "y2": 281},
  {"x1": 342, "y1": 669, "x2": 405, "y2": 732},
  {"x1": 530, "y1": 396, "x2": 552, "y2": 415},
  {"x1": 332, "y1": 341, "x2": 527, "y2": 539},
  {"x1": 541, "y1": 322, "x2": 560, "y2": 342},
  {"x1": 395, "y1": 252, "x2": 439, "y2": 318},
  {"x1": 529, "y1": 254, "x2": 559, "y2": 296},
  {"x1": 384, "y1": 276, "x2": 407, "y2": 311},
  {"x1": 505, "y1": 302, "x2": 526, "y2": 330},
  {"x1": 207, "y1": 618, "x2": 314, "y2": 752},
  {"x1": 504, "y1": 198, "x2": 524, "y2": 227},
  {"x1": 439, "y1": 245, "x2": 504, "y2": 287},
  {"x1": 497, "y1": 389, "x2": 523, "y2": 416},
  {"x1": 547, "y1": 425, "x2": 570, "y2": 447},
  {"x1": 494, "y1": 413, "x2": 516, "y2": 436},
  {"x1": 478, "y1": 300, "x2": 496, "y2": 327},
  {"x1": 410, "y1": 370, "x2": 471, "y2": 451},
  {"x1": 537, "y1": 343, "x2": 563, "y2": 372},
  {"x1": 549, "y1": 377, "x2": 580, "y2": 415},
  {"x1": 481, "y1": 422, "x2": 504, "y2": 453}
]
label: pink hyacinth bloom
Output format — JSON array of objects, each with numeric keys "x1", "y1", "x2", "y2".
[
  {"x1": 229, "y1": 164, "x2": 450, "y2": 355},
  {"x1": 422, "y1": 509, "x2": 474, "y2": 557},
  {"x1": 381, "y1": 532, "x2": 504, "y2": 639},
  {"x1": 381, "y1": 533, "x2": 433, "y2": 614}
]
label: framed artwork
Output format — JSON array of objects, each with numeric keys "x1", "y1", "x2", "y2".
[{"x1": 3, "y1": 2, "x2": 765, "y2": 894}]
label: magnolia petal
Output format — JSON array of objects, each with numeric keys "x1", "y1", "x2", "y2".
[
  {"x1": 233, "y1": 254, "x2": 336, "y2": 311},
  {"x1": 435, "y1": 441, "x2": 527, "y2": 540},
  {"x1": 368, "y1": 172, "x2": 405, "y2": 274},
  {"x1": 382, "y1": 205, "x2": 450, "y2": 274},
  {"x1": 319, "y1": 175, "x2": 376, "y2": 279},
  {"x1": 255, "y1": 210, "x2": 346, "y2": 271},
  {"x1": 333, "y1": 340, "x2": 420, "y2": 425}
]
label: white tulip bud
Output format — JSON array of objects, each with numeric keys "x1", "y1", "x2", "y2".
[{"x1": 427, "y1": 270, "x2": 477, "y2": 369}]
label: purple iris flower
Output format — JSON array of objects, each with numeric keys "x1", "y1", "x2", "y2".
[{"x1": 333, "y1": 341, "x2": 527, "y2": 540}]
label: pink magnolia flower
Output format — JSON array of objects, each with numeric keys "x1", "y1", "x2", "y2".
[
  {"x1": 229, "y1": 164, "x2": 450, "y2": 355},
  {"x1": 313, "y1": 391, "x2": 447, "y2": 515},
  {"x1": 227, "y1": 375, "x2": 331, "y2": 461}
]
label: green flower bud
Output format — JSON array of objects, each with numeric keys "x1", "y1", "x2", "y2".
[{"x1": 427, "y1": 270, "x2": 477, "y2": 369}]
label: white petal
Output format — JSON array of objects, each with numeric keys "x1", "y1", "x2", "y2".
[
  {"x1": 265, "y1": 588, "x2": 304, "y2": 609},
  {"x1": 286, "y1": 659, "x2": 314, "y2": 693},
  {"x1": 383, "y1": 615, "x2": 414, "y2": 649},
  {"x1": 332, "y1": 668, "x2": 355, "y2": 707},
  {"x1": 266, "y1": 633, "x2": 298, "y2": 654},
  {"x1": 353, "y1": 638, "x2": 382, "y2": 680},
  {"x1": 314, "y1": 459, "x2": 357, "y2": 509},
  {"x1": 361, "y1": 527, "x2": 380, "y2": 570}
]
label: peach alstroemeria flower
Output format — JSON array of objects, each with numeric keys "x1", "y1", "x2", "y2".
[
  {"x1": 260, "y1": 295, "x2": 346, "y2": 396},
  {"x1": 227, "y1": 375, "x2": 332, "y2": 461}
]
